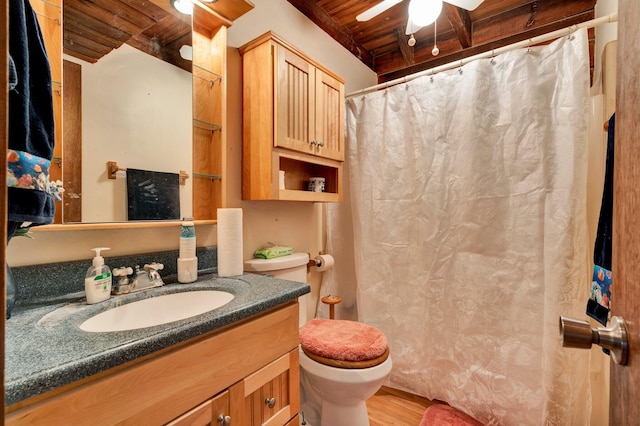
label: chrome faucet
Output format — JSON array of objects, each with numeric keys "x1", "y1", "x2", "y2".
[
  {"x1": 112, "y1": 263, "x2": 165, "y2": 295},
  {"x1": 112, "y1": 266, "x2": 134, "y2": 295}
]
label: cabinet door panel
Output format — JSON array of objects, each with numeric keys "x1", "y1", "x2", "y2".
[
  {"x1": 315, "y1": 70, "x2": 344, "y2": 161},
  {"x1": 231, "y1": 350, "x2": 298, "y2": 425},
  {"x1": 276, "y1": 46, "x2": 315, "y2": 154}
]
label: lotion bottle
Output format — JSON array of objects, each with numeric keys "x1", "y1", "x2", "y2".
[{"x1": 85, "y1": 247, "x2": 112, "y2": 304}]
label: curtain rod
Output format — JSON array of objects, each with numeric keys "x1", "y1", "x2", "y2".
[{"x1": 346, "y1": 13, "x2": 619, "y2": 98}]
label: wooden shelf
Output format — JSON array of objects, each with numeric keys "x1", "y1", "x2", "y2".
[
  {"x1": 191, "y1": 11, "x2": 226, "y2": 221},
  {"x1": 278, "y1": 190, "x2": 341, "y2": 203}
]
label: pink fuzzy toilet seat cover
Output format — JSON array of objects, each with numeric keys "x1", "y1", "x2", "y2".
[{"x1": 300, "y1": 318, "x2": 388, "y2": 362}]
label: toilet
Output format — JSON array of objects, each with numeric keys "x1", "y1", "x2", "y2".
[{"x1": 244, "y1": 253, "x2": 392, "y2": 426}]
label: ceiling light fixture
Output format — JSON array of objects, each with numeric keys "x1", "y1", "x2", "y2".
[
  {"x1": 408, "y1": 34, "x2": 416, "y2": 47},
  {"x1": 171, "y1": 0, "x2": 193, "y2": 15},
  {"x1": 179, "y1": 45, "x2": 193, "y2": 61},
  {"x1": 408, "y1": 0, "x2": 443, "y2": 27}
]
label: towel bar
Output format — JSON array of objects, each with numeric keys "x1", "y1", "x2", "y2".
[{"x1": 106, "y1": 161, "x2": 189, "y2": 185}]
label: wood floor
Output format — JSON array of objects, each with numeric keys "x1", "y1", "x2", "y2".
[{"x1": 366, "y1": 386, "x2": 441, "y2": 425}]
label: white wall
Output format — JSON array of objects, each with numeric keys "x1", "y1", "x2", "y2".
[
  {"x1": 74, "y1": 45, "x2": 192, "y2": 222},
  {"x1": 7, "y1": 0, "x2": 376, "y2": 317},
  {"x1": 594, "y1": 0, "x2": 618, "y2": 92},
  {"x1": 226, "y1": 0, "x2": 377, "y2": 94}
]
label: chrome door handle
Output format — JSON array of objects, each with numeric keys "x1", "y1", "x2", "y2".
[{"x1": 559, "y1": 315, "x2": 628, "y2": 365}]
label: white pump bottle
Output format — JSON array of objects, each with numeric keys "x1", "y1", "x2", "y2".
[{"x1": 85, "y1": 247, "x2": 112, "y2": 304}]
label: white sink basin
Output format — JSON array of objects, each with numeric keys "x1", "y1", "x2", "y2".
[{"x1": 79, "y1": 290, "x2": 235, "y2": 332}]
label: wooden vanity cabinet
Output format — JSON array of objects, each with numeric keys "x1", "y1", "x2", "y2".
[
  {"x1": 5, "y1": 303, "x2": 300, "y2": 426},
  {"x1": 240, "y1": 32, "x2": 345, "y2": 202}
]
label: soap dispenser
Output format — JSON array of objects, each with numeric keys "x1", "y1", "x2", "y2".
[{"x1": 85, "y1": 247, "x2": 112, "y2": 304}]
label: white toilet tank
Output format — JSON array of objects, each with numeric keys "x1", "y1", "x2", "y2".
[{"x1": 244, "y1": 253, "x2": 310, "y2": 327}]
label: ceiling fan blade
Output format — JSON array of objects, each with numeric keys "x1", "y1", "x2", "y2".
[
  {"x1": 356, "y1": 0, "x2": 403, "y2": 21},
  {"x1": 444, "y1": 0, "x2": 485, "y2": 11},
  {"x1": 405, "y1": 15, "x2": 424, "y2": 35}
]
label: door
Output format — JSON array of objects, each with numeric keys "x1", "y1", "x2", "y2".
[
  {"x1": 314, "y1": 69, "x2": 345, "y2": 161},
  {"x1": 276, "y1": 45, "x2": 315, "y2": 155},
  {"x1": 610, "y1": 0, "x2": 639, "y2": 423}
]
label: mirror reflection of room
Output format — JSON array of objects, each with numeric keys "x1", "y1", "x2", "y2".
[{"x1": 61, "y1": 1, "x2": 193, "y2": 223}]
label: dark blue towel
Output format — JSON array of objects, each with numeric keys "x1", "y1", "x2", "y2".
[
  {"x1": 594, "y1": 113, "x2": 614, "y2": 271},
  {"x1": 7, "y1": 0, "x2": 56, "y2": 239},
  {"x1": 587, "y1": 113, "x2": 615, "y2": 326}
]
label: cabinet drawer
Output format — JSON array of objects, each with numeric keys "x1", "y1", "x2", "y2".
[{"x1": 166, "y1": 390, "x2": 230, "y2": 426}]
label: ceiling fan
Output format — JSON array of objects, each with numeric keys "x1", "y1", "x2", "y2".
[{"x1": 356, "y1": 0, "x2": 485, "y2": 36}]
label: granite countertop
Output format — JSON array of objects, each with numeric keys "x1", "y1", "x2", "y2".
[{"x1": 5, "y1": 273, "x2": 310, "y2": 407}]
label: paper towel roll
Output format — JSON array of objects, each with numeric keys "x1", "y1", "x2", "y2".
[
  {"x1": 177, "y1": 257, "x2": 198, "y2": 283},
  {"x1": 314, "y1": 254, "x2": 334, "y2": 272},
  {"x1": 217, "y1": 208, "x2": 244, "y2": 277}
]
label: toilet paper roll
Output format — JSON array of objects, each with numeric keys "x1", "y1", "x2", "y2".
[
  {"x1": 314, "y1": 254, "x2": 335, "y2": 272},
  {"x1": 177, "y1": 257, "x2": 198, "y2": 283},
  {"x1": 217, "y1": 208, "x2": 244, "y2": 277}
]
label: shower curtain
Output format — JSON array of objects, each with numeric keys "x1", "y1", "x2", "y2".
[{"x1": 323, "y1": 29, "x2": 592, "y2": 425}]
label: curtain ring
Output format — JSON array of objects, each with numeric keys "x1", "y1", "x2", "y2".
[
  {"x1": 527, "y1": 39, "x2": 532, "y2": 53},
  {"x1": 458, "y1": 60, "x2": 463, "y2": 74},
  {"x1": 490, "y1": 50, "x2": 495, "y2": 64},
  {"x1": 430, "y1": 69, "x2": 434, "y2": 83}
]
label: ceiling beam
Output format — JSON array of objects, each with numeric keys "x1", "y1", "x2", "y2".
[
  {"x1": 394, "y1": 27, "x2": 414, "y2": 65},
  {"x1": 287, "y1": 0, "x2": 375, "y2": 70},
  {"x1": 443, "y1": 3, "x2": 471, "y2": 49}
]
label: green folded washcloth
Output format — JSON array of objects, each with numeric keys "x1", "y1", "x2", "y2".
[{"x1": 254, "y1": 246, "x2": 294, "y2": 259}]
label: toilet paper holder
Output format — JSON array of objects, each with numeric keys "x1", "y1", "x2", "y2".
[
  {"x1": 307, "y1": 252, "x2": 325, "y2": 268},
  {"x1": 307, "y1": 253, "x2": 334, "y2": 271}
]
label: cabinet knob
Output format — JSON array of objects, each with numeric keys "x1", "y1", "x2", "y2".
[
  {"x1": 265, "y1": 397, "x2": 276, "y2": 409},
  {"x1": 316, "y1": 140, "x2": 324, "y2": 147},
  {"x1": 217, "y1": 414, "x2": 231, "y2": 425},
  {"x1": 310, "y1": 139, "x2": 317, "y2": 146}
]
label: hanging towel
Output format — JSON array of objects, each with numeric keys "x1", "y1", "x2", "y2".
[
  {"x1": 7, "y1": 0, "x2": 56, "y2": 240},
  {"x1": 126, "y1": 169, "x2": 180, "y2": 221},
  {"x1": 587, "y1": 113, "x2": 614, "y2": 326}
]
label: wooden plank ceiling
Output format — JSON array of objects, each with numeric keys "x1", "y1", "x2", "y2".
[
  {"x1": 63, "y1": 0, "x2": 193, "y2": 71},
  {"x1": 287, "y1": 0, "x2": 597, "y2": 83},
  {"x1": 62, "y1": 0, "x2": 254, "y2": 71}
]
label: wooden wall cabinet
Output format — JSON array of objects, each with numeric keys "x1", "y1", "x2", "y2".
[
  {"x1": 240, "y1": 32, "x2": 345, "y2": 202},
  {"x1": 6, "y1": 303, "x2": 301, "y2": 426}
]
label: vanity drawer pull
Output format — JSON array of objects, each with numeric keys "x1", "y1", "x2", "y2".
[{"x1": 265, "y1": 397, "x2": 276, "y2": 409}]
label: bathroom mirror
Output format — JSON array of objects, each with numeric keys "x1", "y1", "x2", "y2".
[{"x1": 61, "y1": 0, "x2": 193, "y2": 224}]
